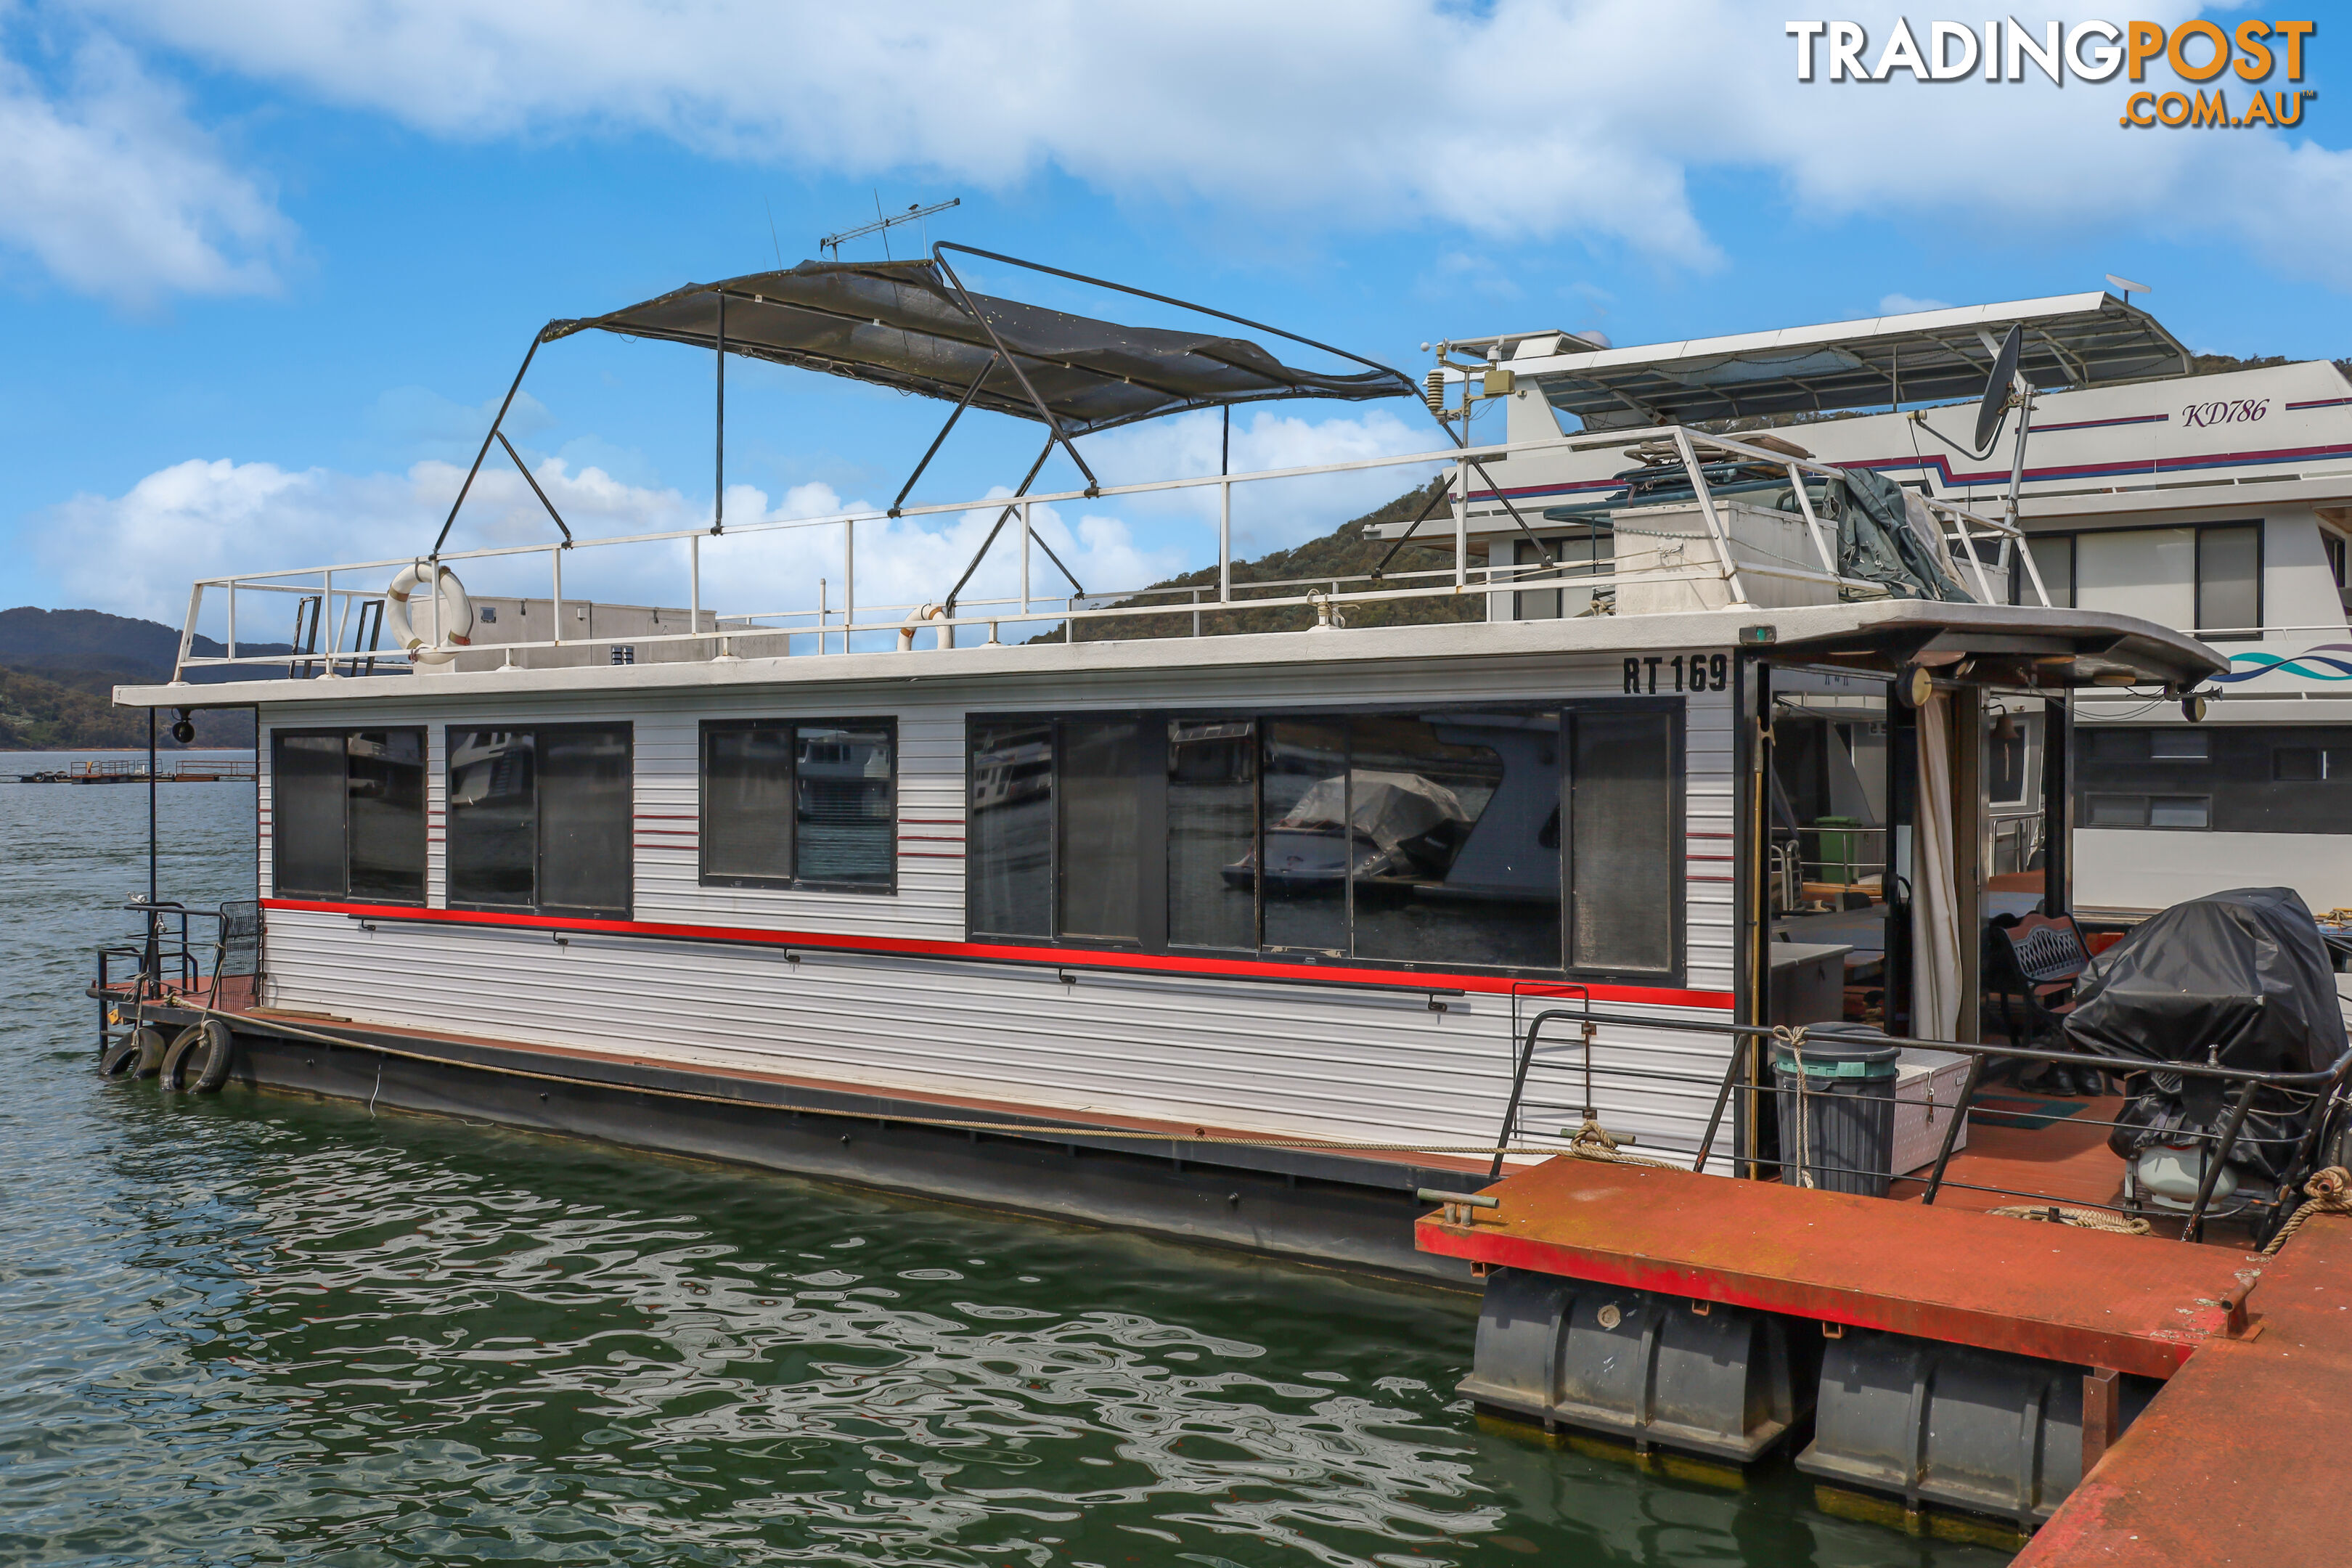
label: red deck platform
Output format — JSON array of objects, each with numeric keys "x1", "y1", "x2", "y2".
[
  {"x1": 2011, "y1": 1213, "x2": 2352, "y2": 1567},
  {"x1": 1416, "y1": 1156, "x2": 2263, "y2": 1379}
]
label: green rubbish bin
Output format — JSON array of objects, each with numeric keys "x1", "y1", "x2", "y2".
[{"x1": 1811, "y1": 816, "x2": 1862, "y2": 886}]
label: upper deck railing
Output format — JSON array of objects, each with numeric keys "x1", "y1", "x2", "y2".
[{"x1": 165, "y1": 425, "x2": 2047, "y2": 682}]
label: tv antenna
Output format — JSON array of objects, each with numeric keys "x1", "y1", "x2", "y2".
[{"x1": 820, "y1": 197, "x2": 960, "y2": 261}]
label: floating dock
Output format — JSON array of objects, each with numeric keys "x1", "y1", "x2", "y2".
[{"x1": 1419, "y1": 1152, "x2": 2350, "y2": 1559}]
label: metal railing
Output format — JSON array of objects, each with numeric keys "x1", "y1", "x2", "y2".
[
  {"x1": 1495, "y1": 996, "x2": 2352, "y2": 1246},
  {"x1": 161, "y1": 425, "x2": 2047, "y2": 681}
]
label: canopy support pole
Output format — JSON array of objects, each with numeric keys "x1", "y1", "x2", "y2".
[
  {"x1": 1368, "y1": 478, "x2": 1455, "y2": 580},
  {"x1": 144, "y1": 707, "x2": 158, "y2": 991},
  {"x1": 891, "y1": 354, "x2": 999, "y2": 517},
  {"x1": 496, "y1": 432, "x2": 572, "y2": 542},
  {"x1": 942, "y1": 438, "x2": 1081, "y2": 616},
  {"x1": 433, "y1": 331, "x2": 544, "y2": 558},
  {"x1": 931, "y1": 251, "x2": 1101, "y2": 497},
  {"x1": 713, "y1": 290, "x2": 726, "y2": 534}
]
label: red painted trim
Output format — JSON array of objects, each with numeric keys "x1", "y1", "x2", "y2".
[{"x1": 266, "y1": 897, "x2": 1738, "y2": 1008}]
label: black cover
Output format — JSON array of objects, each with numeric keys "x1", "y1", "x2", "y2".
[
  {"x1": 542, "y1": 261, "x2": 1403, "y2": 436},
  {"x1": 2064, "y1": 887, "x2": 2350, "y2": 1182}
]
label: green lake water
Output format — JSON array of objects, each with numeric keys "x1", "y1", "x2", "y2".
[{"x1": 1, "y1": 754, "x2": 2012, "y2": 1566}]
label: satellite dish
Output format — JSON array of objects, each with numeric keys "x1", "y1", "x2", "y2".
[
  {"x1": 1973, "y1": 324, "x2": 2023, "y2": 452},
  {"x1": 2106, "y1": 273, "x2": 2152, "y2": 298}
]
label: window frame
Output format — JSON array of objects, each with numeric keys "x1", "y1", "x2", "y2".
[
  {"x1": 269, "y1": 726, "x2": 429, "y2": 906},
  {"x1": 444, "y1": 721, "x2": 635, "y2": 919},
  {"x1": 697, "y1": 716, "x2": 900, "y2": 894},
  {"x1": 2193, "y1": 521, "x2": 2265, "y2": 641},
  {"x1": 962, "y1": 698, "x2": 1685, "y2": 985}
]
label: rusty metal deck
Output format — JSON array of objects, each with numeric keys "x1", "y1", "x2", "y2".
[
  {"x1": 2012, "y1": 1214, "x2": 2352, "y2": 1567},
  {"x1": 1416, "y1": 1156, "x2": 2263, "y2": 1379}
]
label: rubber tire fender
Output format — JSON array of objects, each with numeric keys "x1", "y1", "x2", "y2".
[
  {"x1": 160, "y1": 1021, "x2": 236, "y2": 1092},
  {"x1": 101, "y1": 1024, "x2": 168, "y2": 1078}
]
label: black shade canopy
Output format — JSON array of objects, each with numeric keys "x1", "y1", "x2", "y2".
[{"x1": 542, "y1": 259, "x2": 1405, "y2": 436}]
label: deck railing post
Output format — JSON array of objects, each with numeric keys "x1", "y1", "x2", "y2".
[
  {"x1": 1452, "y1": 460, "x2": 1467, "y2": 589},
  {"x1": 2183, "y1": 1080, "x2": 2259, "y2": 1243},
  {"x1": 1920, "y1": 1051, "x2": 1987, "y2": 1205},
  {"x1": 1021, "y1": 502, "x2": 1033, "y2": 621},
  {"x1": 551, "y1": 547, "x2": 564, "y2": 645},
  {"x1": 1218, "y1": 478, "x2": 1231, "y2": 604},
  {"x1": 845, "y1": 518, "x2": 856, "y2": 653},
  {"x1": 690, "y1": 534, "x2": 702, "y2": 653},
  {"x1": 226, "y1": 583, "x2": 237, "y2": 666},
  {"x1": 173, "y1": 583, "x2": 203, "y2": 683}
]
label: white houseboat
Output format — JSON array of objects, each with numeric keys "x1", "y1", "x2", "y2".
[
  {"x1": 1418, "y1": 292, "x2": 2352, "y2": 918},
  {"x1": 102, "y1": 255, "x2": 2225, "y2": 1284}
]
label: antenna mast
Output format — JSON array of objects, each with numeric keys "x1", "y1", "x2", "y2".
[{"x1": 820, "y1": 197, "x2": 961, "y2": 260}]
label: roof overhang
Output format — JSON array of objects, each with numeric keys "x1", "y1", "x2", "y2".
[
  {"x1": 119, "y1": 601, "x2": 2225, "y2": 712},
  {"x1": 1508, "y1": 293, "x2": 2194, "y2": 431}
]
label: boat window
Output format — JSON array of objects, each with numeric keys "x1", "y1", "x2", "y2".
[
  {"x1": 2149, "y1": 730, "x2": 2209, "y2": 761},
  {"x1": 446, "y1": 724, "x2": 632, "y2": 917},
  {"x1": 1058, "y1": 719, "x2": 1143, "y2": 942},
  {"x1": 1569, "y1": 709, "x2": 1675, "y2": 973},
  {"x1": 1167, "y1": 719, "x2": 1257, "y2": 951},
  {"x1": 2195, "y1": 523, "x2": 2263, "y2": 640},
  {"x1": 969, "y1": 720, "x2": 1054, "y2": 936},
  {"x1": 2012, "y1": 535, "x2": 2074, "y2": 608},
  {"x1": 270, "y1": 728, "x2": 426, "y2": 904},
  {"x1": 701, "y1": 719, "x2": 897, "y2": 892},
  {"x1": 968, "y1": 702, "x2": 1675, "y2": 980},
  {"x1": 2276, "y1": 747, "x2": 2325, "y2": 782}
]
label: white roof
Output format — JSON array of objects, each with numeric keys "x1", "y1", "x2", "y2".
[{"x1": 1499, "y1": 293, "x2": 2194, "y2": 430}]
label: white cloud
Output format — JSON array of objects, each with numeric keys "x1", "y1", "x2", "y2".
[
  {"x1": 0, "y1": 33, "x2": 291, "y2": 302},
  {"x1": 34, "y1": 451, "x2": 1192, "y2": 635},
  {"x1": 77, "y1": 1, "x2": 2352, "y2": 287}
]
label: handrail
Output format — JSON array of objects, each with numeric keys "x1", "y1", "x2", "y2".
[
  {"x1": 160, "y1": 422, "x2": 2042, "y2": 681},
  {"x1": 1502, "y1": 1001, "x2": 2352, "y2": 1243}
]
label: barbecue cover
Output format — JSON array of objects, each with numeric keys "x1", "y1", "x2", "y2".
[{"x1": 2065, "y1": 887, "x2": 2348, "y2": 1182}]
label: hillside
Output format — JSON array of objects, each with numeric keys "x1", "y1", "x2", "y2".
[
  {"x1": 0, "y1": 605, "x2": 277, "y2": 750},
  {"x1": 1044, "y1": 479, "x2": 1479, "y2": 643}
]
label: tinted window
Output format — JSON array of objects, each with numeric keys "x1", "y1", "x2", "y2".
[
  {"x1": 1167, "y1": 719, "x2": 1257, "y2": 950},
  {"x1": 2085, "y1": 795, "x2": 2148, "y2": 828},
  {"x1": 447, "y1": 730, "x2": 537, "y2": 908},
  {"x1": 2149, "y1": 731, "x2": 2209, "y2": 761},
  {"x1": 2197, "y1": 524, "x2": 2261, "y2": 638},
  {"x1": 2148, "y1": 796, "x2": 2210, "y2": 830},
  {"x1": 273, "y1": 733, "x2": 348, "y2": 898},
  {"x1": 1350, "y1": 713, "x2": 1562, "y2": 971},
  {"x1": 1058, "y1": 720, "x2": 1142, "y2": 941},
  {"x1": 539, "y1": 726, "x2": 632, "y2": 915},
  {"x1": 272, "y1": 729, "x2": 425, "y2": 904},
  {"x1": 2277, "y1": 748, "x2": 2323, "y2": 782},
  {"x1": 970, "y1": 721, "x2": 1053, "y2": 936},
  {"x1": 346, "y1": 730, "x2": 427, "y2": 902},
  {"x1": 1570, "y1": 710, "x2": 1675, "y2": 972},
  {"x1": 796, "y1": 724, "x2": 894, "y2": 889},
  {"x1": 1260, "y1": 718, "x2": 1352, "y2": 955},
  {"x1": 703, "y1": 724, "x2": 796, "y2": 883}
]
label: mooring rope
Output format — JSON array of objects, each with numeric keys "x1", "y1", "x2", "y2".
[
  {"x1": 1985, "y1": 1204, "x2": 2152, "y2": 1235},
  {"x1": 2261, "y1": 1166, "x2": 2352, "y2": 1256}
]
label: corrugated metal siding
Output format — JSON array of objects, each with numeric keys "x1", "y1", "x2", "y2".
[{"x1": 253, "y1": 653, "x2": 1743, "y2": 1164}]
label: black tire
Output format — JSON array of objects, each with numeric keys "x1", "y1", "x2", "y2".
[
  {"x1": 101, "y1": 1025, "x2": 166, "y2": 1078},
  {"x1": 158, "y1": 1026, "x2": 208, "y2": 1091},
  {"x1": 190, "y1": 1021, "x2": 235, "y2": 1092}
]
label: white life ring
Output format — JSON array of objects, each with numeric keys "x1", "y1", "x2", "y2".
[{"x1": 384, "y1": 564, "x2": 474, "y2": 664}]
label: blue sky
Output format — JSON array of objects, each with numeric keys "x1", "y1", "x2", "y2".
[{"x1": 3, "y1": 1, "x2": 2348, "y2": 629}]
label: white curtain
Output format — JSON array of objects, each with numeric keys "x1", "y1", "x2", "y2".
[{"x1": 1912, "y1": 690, "x2": 1963, "y2": 1042}]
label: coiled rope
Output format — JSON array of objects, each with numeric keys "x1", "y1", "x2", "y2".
[
  {"x1": 1987, "y1": 1204, "x2": 2152, "y2": 1235},
  {"x1": 2261, "y1": 1166, "x2": 2352, "y2": 1257}
]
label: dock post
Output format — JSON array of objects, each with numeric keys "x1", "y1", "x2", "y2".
[
  {"x1": 2081, "y1": 1366, "x2": 2122, "y2": 1475},
  {"x1": 143, "y1": 708, "x2": 159, "y2": 993}
]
